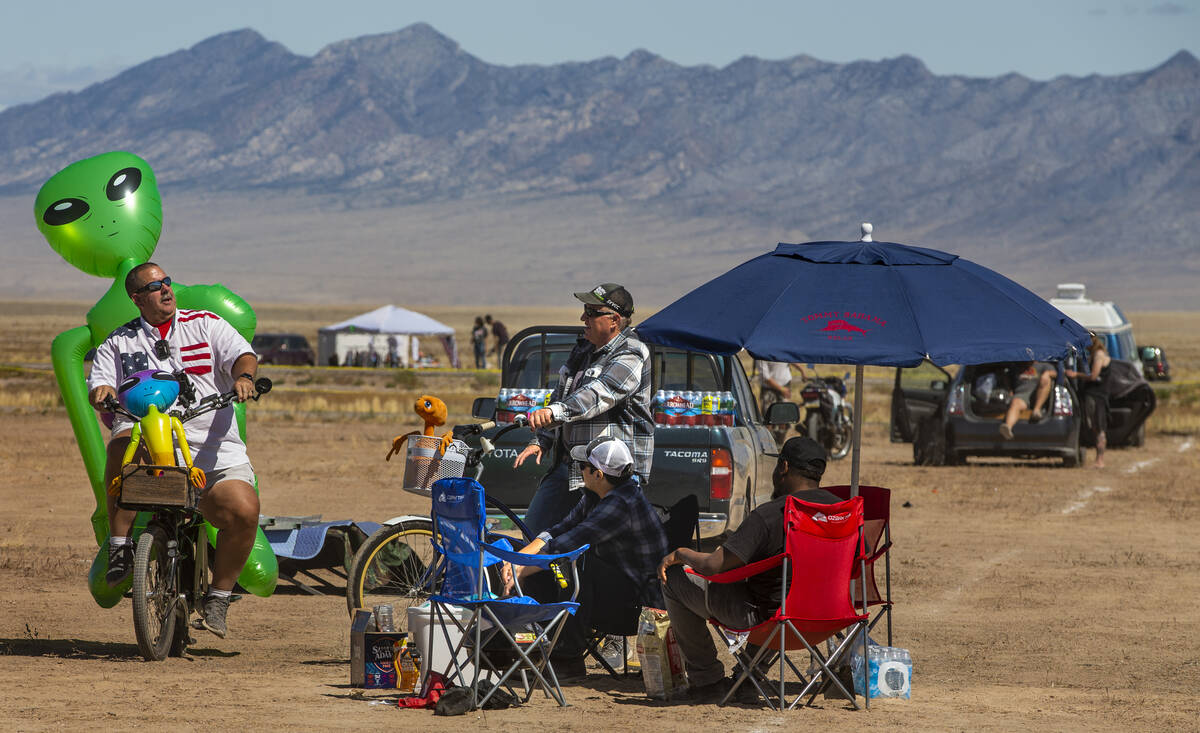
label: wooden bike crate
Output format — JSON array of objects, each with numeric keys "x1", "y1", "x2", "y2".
[{"x1": 118, "y1": 464, "x2": 198, "y2": 511}]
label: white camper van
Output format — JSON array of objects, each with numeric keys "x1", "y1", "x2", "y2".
[{"x1": 1048, "y1": 283, "x2": 1139, "y2": 369}]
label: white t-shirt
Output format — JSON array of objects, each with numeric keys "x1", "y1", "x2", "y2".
[
  {"x1": 88, "y1": 309, "x2": 255, "y2": 472},
  {"x1": 756, "y1": 360, "x2": 792, "y2": 388}
]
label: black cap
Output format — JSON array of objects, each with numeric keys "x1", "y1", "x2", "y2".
[
  {"x1": 574, "y1": 283, "x2": 634, "y2": 318},
  {"x1": 765, "y1": 436, "x2": 827, "y2": 480}
]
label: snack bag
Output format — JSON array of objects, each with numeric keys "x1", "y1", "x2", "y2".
[{"x1": 635, "y1": 607, "x2": 688, "y2": 700}]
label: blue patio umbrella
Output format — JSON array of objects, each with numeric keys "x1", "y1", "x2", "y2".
[{"x1": 638, "y1": 229, "x2": 1091, "y2": 494}]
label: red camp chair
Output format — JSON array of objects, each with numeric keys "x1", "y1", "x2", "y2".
[
  {"x1": 825, "y1": 485, "x2": 894, "y2": 645},
  {"x1": 690, "y1": 496, "x2": 870, "y2": 710}
]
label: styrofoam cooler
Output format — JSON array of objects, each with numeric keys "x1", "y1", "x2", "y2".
[
  {"x1": 408, "y1": 601, "x2": 496, "y2": 688},
  {"x1": 401, "y1": 436, "x2": 469, "y2": 496}
]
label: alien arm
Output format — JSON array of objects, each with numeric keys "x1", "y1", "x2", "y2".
[
  {"x1": 120, "y1": 423, "x2": 143, "y2": 466},
  {"x1": 52, "y1": 326, "x2": 110, "y2": 545},
  {"x1": 171, "y1": 416, "x2": 207, "y2": 489}
]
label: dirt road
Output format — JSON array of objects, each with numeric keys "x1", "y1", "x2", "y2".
[{"x1": 2, "y1": 407, "x2": 1198, "y2": 731}]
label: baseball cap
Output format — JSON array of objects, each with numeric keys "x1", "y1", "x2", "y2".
[
  {"x1": 574, "y1": 283, "x2": 634, "y2": 318},
  {"x1": 569, "y1": 435, "x2": 634, "y2": 477},
  {"x1": 765, "y1": 436, "x2": 827, "y2": 480}
]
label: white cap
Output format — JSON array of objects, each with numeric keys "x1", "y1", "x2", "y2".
[{"x1": 569, "y1": 436, "x2": 634, "y2": 477}]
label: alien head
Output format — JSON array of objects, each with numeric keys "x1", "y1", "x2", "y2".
[{"x1": 35, "y1": 151, "x2": 162, "y2": 278}]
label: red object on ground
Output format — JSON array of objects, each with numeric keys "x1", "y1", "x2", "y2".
[{"x1": 398, "y1": 672, "x2": 449, "y2": 710}]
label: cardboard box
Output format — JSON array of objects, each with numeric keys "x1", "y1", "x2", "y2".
[{"x1": 349, "y1": 609, "x2": 407, "y2": 688}]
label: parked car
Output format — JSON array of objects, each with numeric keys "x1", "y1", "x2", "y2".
[
  {"x1": 252, "y1": 333, "x2": 315, "y2": 366},
  {"x1": 891, "y1": 360, "x2": 1084, "y2": 467},
  {"x1": 469, "y1": 326, "x2": 792, "y2": 541},
  {"x1": 1138, "y1": 345, "x2": 1171, "y2": 381}
]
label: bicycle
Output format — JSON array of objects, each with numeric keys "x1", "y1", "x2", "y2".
[
  {"x1": 103, "y1": 373, "x2": 271, "y2": 661},
  {"x1": 345, "y1": 415, "x2": 536, "y2": 621}
]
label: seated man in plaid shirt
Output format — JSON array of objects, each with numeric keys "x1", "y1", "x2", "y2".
[{"x1": 508, "y1": 436, "x2": 668, "y2": 679}]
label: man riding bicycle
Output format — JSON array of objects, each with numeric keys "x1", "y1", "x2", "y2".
[{"x1": 88, "y1": 262, "x2": 260, "y2": 638}]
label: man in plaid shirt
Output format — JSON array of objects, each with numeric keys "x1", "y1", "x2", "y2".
[
  {"x1": 509, "y1": 436, "x2": 667, "y2": 677},
  {"x1": 515, "y1": 283, "x2": 654, "y2": 535}
]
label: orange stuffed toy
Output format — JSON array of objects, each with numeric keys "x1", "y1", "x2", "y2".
[{"x1": 385, "y1": 395, "x2": 453, "y2": 461}]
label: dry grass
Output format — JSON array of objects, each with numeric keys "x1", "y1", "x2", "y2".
[{"x1": 2, "y1": 301, "x2": 1196, "y2": 435}]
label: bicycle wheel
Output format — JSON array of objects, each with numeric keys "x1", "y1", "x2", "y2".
[
  {"x1": 346, "y1": 519, "x2": 438, "y2": 621},
  {"x1": 132, "y1": 524, "x2": 178, "y2": 661}
]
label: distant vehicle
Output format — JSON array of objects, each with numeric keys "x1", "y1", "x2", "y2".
[
  {"x1": 1048, "y1": 283, "x2": 1140, "y2": 372},
  {"x1": 797, "y1": 370, "x2": 853, "y2": 460},
  {"x1": 1138, "y1": 345, "x2": 1171, "y2": 381},
  {"x1": 891, "y1": 360, "x2": 1084, "y2": 467},
  {"x1": 252, "y1": 333, "x2": 315, "y2": 366}
]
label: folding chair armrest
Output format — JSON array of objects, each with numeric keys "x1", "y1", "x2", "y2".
[
  {"x1": 481, "y1": 540, "x2": 590, "y2": 570},
  {"x1": 687, "y1": 552, "x2": 784, "y2": 584},
  {"x1": 864, "y1": 544, "x2": 889, "y2": 564}
]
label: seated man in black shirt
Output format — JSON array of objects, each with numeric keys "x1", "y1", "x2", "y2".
[{"x1": 657, "y1": 436, "x2": 838, "y2": 700}]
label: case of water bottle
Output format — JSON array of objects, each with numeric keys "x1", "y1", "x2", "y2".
[
  {"x1": 495, "y1": 388, "x2": 552, "y2": 424},
  {"x1": 851, "y1": 643, "x2": 912, "y2": 699},
  {"x1": 652, "y1": 390, "x2": 735, "y2": 427}
]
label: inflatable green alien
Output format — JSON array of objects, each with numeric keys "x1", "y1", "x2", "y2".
[{"x1": 36, "y1": 151, "x2": 277, "y2": 607}]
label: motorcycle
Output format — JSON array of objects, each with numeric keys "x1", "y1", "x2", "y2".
[{"x1": 798, "y1": 370, "x2": 853, "y2": 460}]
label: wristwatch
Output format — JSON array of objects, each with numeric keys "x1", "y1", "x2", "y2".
[{"x1": 237, "y1": 373, "x2": 254, "y2": 382}]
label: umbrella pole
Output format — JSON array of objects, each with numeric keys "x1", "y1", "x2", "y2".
[{"x1": 850, "y1": 364, "x2": 864, "y2": 498}]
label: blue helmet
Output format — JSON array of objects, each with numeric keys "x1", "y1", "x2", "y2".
[{"x1": 118, "y1": 370, "x2": 180, "y2": 418}]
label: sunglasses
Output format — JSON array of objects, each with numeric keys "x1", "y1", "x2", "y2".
[
  {"x1": 133, "y1": 276, "x2": 172, "y2": 295},
  {"x1": 583, "y1": 307, "x2": 617, "y2": 319}
]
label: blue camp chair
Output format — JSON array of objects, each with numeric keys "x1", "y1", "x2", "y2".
[{"x1": 426, "y1": 477, "x2": 588, "y2": 709}]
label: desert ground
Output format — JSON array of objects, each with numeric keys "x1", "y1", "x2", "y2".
[{"x1": 1, "y1": 303, "x2": 1198, "y2": 731}]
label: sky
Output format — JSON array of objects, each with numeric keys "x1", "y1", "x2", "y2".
[{"x1": 1, "y1": 0, "x2": 1197, "y2": 109}]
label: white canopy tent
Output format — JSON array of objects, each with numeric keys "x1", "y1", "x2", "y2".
[{"x1": 318, "y1": 305, "x2": 459, "y2": 368}]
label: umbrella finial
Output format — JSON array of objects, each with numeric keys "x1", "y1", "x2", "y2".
[{"x1": 860, "y1": 222, "x2": 873, "y2": 242}]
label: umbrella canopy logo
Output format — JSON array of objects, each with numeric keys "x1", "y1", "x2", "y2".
[{"x1": 808, "y1": 312, "x2": 885, "y2": 341}]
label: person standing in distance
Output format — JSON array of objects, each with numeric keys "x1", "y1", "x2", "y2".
[
  {"x1": 514, "y1": 283, "x2": 653, "y2": 535},
  {"x1": 88, "y1": 262, "x2": 261, "y2": 639},
  {"x1": 486, "y1": 314, "x2": 509, "y2": 363}
]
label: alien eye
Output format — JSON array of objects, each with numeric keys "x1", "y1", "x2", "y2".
[
  {"x1": 42, "y1": 198, "x2": 90, "y2": 226},
  {"x1": 424, "y1": 401, "x2": 432, "y2": 409},
  {"x1": 106, "y1": 167, "x2": 142, "y2": 201}
]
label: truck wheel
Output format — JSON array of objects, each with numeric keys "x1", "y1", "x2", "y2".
[{"x1": 1130, "y1": 423, "x2": 1146, "y2": 448}]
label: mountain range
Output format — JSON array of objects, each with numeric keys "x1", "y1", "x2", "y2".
[{"x1": 2, "y1": 24, "x2": 1198, "y2": 308}]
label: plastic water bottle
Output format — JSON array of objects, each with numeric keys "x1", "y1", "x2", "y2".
[{"x1": 373, "y1": 604, "x2": 394, "y2": 633}]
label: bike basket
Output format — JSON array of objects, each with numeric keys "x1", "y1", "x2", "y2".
[
  {"x1": 117, "y1": 464, "x2": 198, "y2": 511},
  {"x1": 401, "y1": 435, "x2": 470, "y2": 496}
]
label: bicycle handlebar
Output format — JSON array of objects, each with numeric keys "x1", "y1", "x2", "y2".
[{"x1": 98, "y1": 374, "x2": 272, "y2": 423}]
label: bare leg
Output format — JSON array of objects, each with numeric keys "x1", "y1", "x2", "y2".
[
  {"x1": 196, "y1": 479, "x2": 260, "y2": 591},
  {"x1": 1000, "y1": 397, "x2": 1027, "y2": 439},
  {"x1": 1094, "y1": 431, "x2": 1107, "y2": 468},
  {"x1": 1031, "y1": 370, "x2": 1056, "y2": 417}
]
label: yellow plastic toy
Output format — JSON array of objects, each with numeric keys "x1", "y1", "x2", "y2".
[
  {"x1": 385, "y1": 395, "x2": 453, "y2": 461},
  {"x1": 108, "y1": 403, "x2": 206, "y2": 497}
]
